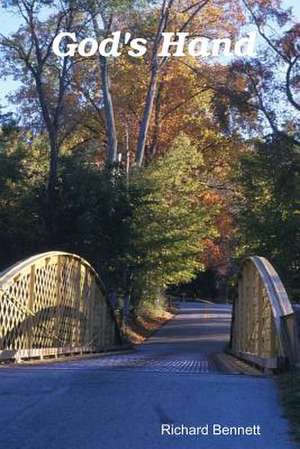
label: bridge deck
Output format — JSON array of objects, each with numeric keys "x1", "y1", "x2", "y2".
[{"x1": 0, "y1": 303, "x2": 296, "y2": 449}]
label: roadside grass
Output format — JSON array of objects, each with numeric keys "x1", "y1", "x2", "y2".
[
  {"x1": 277, "y1": 369, "x2": 300, "y2": 442},
  {"x1": 124, "y1": 302, "x2": 176, "y2": 344}
]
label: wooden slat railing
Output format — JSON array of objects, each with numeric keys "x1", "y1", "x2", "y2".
[
  {"x1": 230, "y1": 256, "x2": 299, "y2": 371},
  {"x1": 0, "y1": 252, "x2": 122, "y2": 362}
]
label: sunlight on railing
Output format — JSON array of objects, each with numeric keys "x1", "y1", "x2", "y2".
[
  {"x1": 231, "y1": 256, "x2": 299, "y2": 371},
  {"x1": 0, "y1": 252, "x2": 122, "y2": 362}
]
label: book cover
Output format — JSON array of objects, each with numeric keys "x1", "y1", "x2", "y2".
[{"x1": 0, "y1": 1, "x2": 299, "y2": 448}]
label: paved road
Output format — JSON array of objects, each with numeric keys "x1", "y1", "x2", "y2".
[{"x1": 0, "y1": 303, "x2": 297, "y2": 449}]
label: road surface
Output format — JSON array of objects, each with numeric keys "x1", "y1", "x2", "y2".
[{"x1": 0, "y1": 302, "x2": 297, "y2": 449}]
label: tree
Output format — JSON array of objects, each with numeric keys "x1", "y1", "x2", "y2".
[
  {"x1": 80, "y1": 0, "x2": 128, "y2": 164},
  {"x1": 134, "y1": 0, "x2": 244, "y2": 165},
  {"x1": 0, "y1": 0, "x2": 77, "y2": 240},
  {"x1": 0, "y1": 119, "x2": 48, "y2": 268},
  {"x1": 205, "y1": 0, "x2": 300, "y2": 139},
  {"x1": 44, "y1": 134, "x2": 218, "y2": 313},
  {"x1": 1, "y1": 0, "x2": 298, "y2": 312},
  {"x1": 242, "y1": 0, "x2": 300, "y2": 113},
  {"x1": 233, "y1": 134, "x2": 300, "y2": 299},
  {"x1": 130, "y1": 134, "x2": 218, "y2": 304},
  {"x1": 75, "y1": 0, "x2": 250, "y2": 166}
]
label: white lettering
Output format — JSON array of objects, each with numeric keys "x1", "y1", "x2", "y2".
[
  {"x1": 234, "y1": 32, "x2": 257, "y2": 57},
  {"x1": 52, "y1": 32, "x2": 258, "y2": 59},
  {"x1": 213, "y1": 424, "x2": 222, "y2": 435},
  {"x1": 52, "y1": 32, "x2": 78, "y2": 57},
  {"x1": 211, "y1": 38, "x2": 232, "y2": 57},
  {"x1": 78, "y1": 37, "x2": 98, "y2": 57},
  {"x1": 161, "y1": 424, "x2": 171, "y2": 435},
  {"x1": 158, "y1": 32, "x2": 188, "y2": 57},
  {"x1": 98, "y1": 31, "x2": 122, "y2": 57},
  {"x1": 128, "y1": 37, "x2": 147, "y2": 57},
  {"x1": 188, "y1": 37, "x2": 210, "y2": 57}
]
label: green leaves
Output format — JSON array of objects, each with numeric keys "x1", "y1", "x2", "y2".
[
  {"x1": 51, "y1": 134, "x2": 215, "y2": 306},
  {"x1": 234, "y1": 134, "x2": 300, "y2": 300},
  {"x1": 129, "y1": 134, "x2": 215, "y2": 299}
]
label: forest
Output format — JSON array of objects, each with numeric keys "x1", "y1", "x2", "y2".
[{"x1": 0, "y1": 0, "x2": 299, "y2": 319}]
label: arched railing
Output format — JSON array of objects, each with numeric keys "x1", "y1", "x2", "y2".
[
  {"x1": 0, "y1": 252, "x2": 122, "y2": 362},
  {"x1": 230, "y1": 256, "x2": 299, "y2": 371}
]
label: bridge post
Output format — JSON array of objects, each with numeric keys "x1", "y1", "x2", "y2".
[{"x1": 26, "y1": 264, "x2": 35, "y2": 355}]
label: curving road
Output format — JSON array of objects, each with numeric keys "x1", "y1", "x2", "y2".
[{"x1": 0, "y1": 302, "x2": 297, "y2": 449}]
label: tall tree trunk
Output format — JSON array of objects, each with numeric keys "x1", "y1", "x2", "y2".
[
  {"x1": 34, "y1": 75, "x2": 59, "y2": 243},
  {"x1": 99, "y1": 55, "x2": 118, "y2": 164},
  {"x1": 135, "y1": 63, "x2": 160, "y2": 166},
  {"x1": 46, "y1": 131, "x2": 59, "y2": 243},
  {"x1": 149, "y1": 82, "x2": 163, "y2": 158},
  {"x1": 135, "y1": 0, "x2": 174, "y2": 166},
  {"x1": 92, "y1": 16, "x2": 118, "y2": 165}
]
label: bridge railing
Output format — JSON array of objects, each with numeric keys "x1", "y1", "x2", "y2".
[
  {"x1": 230, "y1": 256, "x2": 299, "y2": 371},
  {"x1": 0, "y1": 252, "x2": 122, "y2": 362}
]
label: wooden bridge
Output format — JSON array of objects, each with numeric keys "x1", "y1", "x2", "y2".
[
  {"x1": 0, "y1": 252, "x2": 122, "y2": 362},
  {"x1": 230, "y1": 256, "x2": 299, "y2": 371},
  {"x1": 0, "y1": 251, "x2": 299, "y2": 370}
]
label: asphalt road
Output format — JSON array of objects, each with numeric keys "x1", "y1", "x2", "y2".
[{"x1": 0, "y1": 302, "x2": 297, "y2": 449}]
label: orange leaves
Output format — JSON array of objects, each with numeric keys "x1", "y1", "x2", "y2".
[{"x1": 201, "y1": 190, "x2": 222, "y2": 206}]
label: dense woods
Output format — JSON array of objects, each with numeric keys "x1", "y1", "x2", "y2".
[{"x1": 0, "y1": 0, "x2": 299, "y2": 316}]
